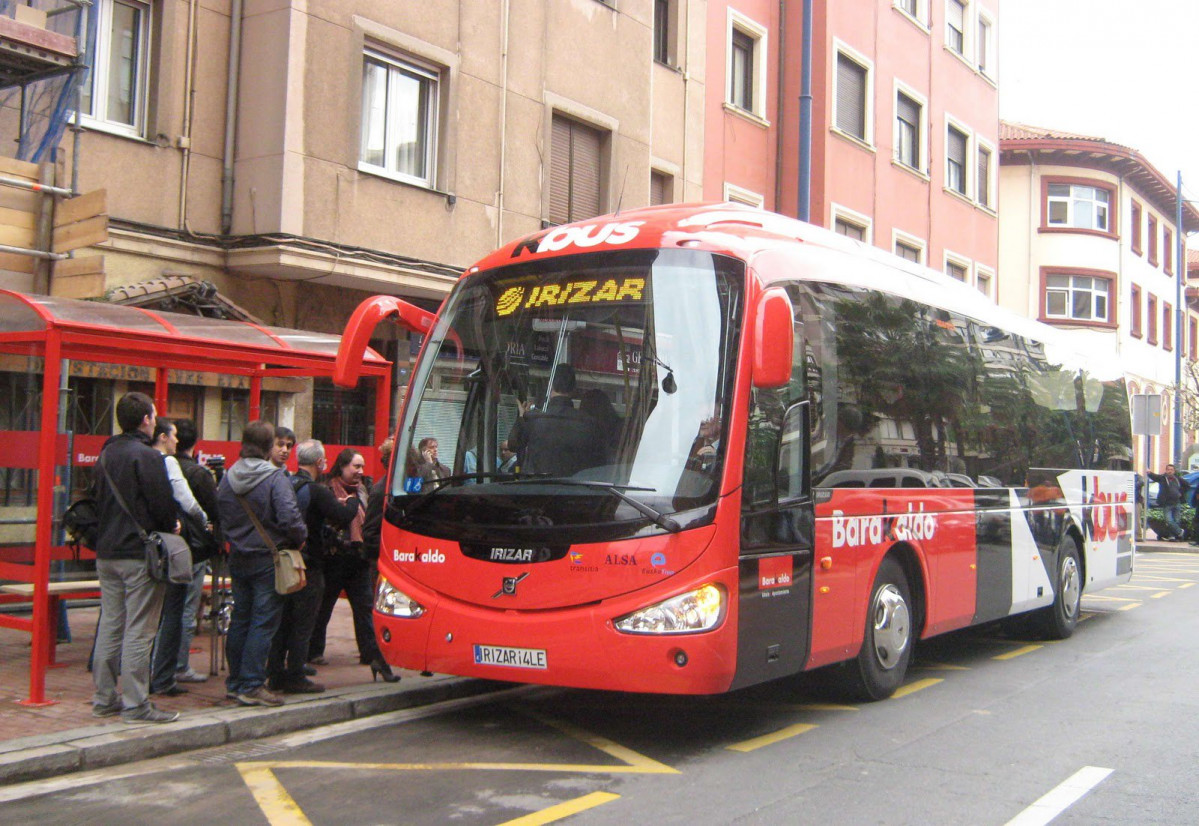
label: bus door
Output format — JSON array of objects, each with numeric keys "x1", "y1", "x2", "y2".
[{"x1": 731, "y1": 361, "x2": 814, "y2": 688}]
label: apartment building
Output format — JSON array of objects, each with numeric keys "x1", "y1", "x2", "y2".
[
  {"x1": 0, "y1": 0, "x2": 706, "y2": 442},
  {"x1": 705, "y1": 0, "x2": 999, "y2": 290},
  {"x1": 998, "y1": 122, "x2": 1199, "y2": 471}
]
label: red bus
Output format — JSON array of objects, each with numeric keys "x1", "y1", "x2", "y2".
[{"x1": 336, "y1": 203, "x2": 1135, "y2": 700}]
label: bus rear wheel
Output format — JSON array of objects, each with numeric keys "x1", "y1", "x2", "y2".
[
  {"x1": 848, "y1": 556, "x2": 913, "y2": 701},
  {"x1": 1037, "y1": 536, "x2": 1082, "y2": 640}
]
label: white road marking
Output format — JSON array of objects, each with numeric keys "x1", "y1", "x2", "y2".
[{"x1": 1004, "y1": 765, "x2": 1113, "y2": 826}]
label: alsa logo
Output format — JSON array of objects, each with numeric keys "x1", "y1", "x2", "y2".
[
  {"x1": 831, "y1": 503, "x2": 937, "y2": 549},
  {"x1": 393, "y1": 549, "x2": 447, "y2": 563},
  {"x1": 511, "y1": 221, "x2": 646, "y2": 258},
  {"x1": 1083, "y1": 476, "x2": 1131, "y2": 542}
]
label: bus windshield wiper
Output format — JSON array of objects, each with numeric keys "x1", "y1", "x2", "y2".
[{"x1": 499, "y1": 478, "x2": 681, "y2": 532}]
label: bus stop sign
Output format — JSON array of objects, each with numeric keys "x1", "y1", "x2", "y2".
[{"x1": 1131, "y1": 393, "x2": 1161, "y2": 436}]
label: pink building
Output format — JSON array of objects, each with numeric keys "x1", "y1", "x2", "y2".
[{"x1": 704, "y1": 0, "x2": 999, "y2": 292}]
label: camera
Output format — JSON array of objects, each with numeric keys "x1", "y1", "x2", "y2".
[{"x1": 204, "y1": 454, "x2": 226, "y2": 482}]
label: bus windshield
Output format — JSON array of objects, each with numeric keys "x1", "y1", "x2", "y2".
[{"x1": 389, "y1": 248, "x2": 743, "y2": 543}]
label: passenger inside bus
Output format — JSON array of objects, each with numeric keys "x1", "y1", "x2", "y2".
[
  {"x1": 507, "y1": 365, "x2": 595, "y2": 476},
  {"x1": 579, "y1": 388, "x2": 621, "y2": 465}
]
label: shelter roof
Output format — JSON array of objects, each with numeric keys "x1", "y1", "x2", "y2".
[{"x1": 0, "y1": 289, "x2": 387, "y2": 377}]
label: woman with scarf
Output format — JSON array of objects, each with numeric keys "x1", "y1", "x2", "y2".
[{"x1": 308, "y1": 448, "x2": 398, "y2": 682}]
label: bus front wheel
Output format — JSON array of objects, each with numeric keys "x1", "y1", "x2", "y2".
[
  {"x1": 1038, "y1": 537, "x2": 1082, "y2": 640},
  {"x1": 848, "y1": 556, "x2": 913, "y2": 701}
]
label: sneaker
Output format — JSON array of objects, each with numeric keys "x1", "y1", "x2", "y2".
[
  {"x1": 121, "y1": 704, "x2": 180, "y2": 724},
  {"x1": 153, "y1": 684, "x2": 188, "y2": 697},
  {"x1": 279, "y1": 677, "x2": 325, "y2": 694},
  {"x1": 236, "y1": 685, "x2": 284, "y2": 707},
  {"x1": 92, "y1": 700, "x2": 122, "y2": 718},
  {"x1": 175, "y1": 668, "x2": 209, "y2": 683}
]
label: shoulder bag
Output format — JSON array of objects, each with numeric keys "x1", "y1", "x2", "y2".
[
  {"x1": 98, "y1": 456, "x2": 193, "y2": 584},
  {"x1": 236, "y1": 495, "x2": 306, "y2": 595}
]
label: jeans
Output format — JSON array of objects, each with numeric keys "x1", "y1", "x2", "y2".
[
  {"x1": 269, "y1": 566, "x2": 324, "y2": 682},
  {"x1": 225, "y1": 552, "x2": 284, "y2": 695},
  {"x1": 309, "y1": 553, "x2": 380, "y2": 663},
  {"x1": 149, "y1": 581, "x2": 188, "y2": 693},
  {"x1": 93, "y1": 557, "x2": 166, "y2": 713},
  {"x1": 1163, "y1": 505, "x2": 1184, "y2": 539},
  {"x1": 177, "y1": 560, "x2": 210, "y2": 672}
]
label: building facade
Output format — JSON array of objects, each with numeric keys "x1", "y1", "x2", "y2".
[
  {"x1": 997, "y1": 122, "x2": 1199, "y2": 472},
  {"x1": 704, "y1": 0, "x2": 999, "y2": 292}
]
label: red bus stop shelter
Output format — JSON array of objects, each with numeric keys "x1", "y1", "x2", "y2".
[{"x1": 0, "y1": 288, "x2": 391, "y2": 704}]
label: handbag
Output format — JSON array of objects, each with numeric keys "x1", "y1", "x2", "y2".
[
  {"x1": 179, "y1": 508, "x2": 220, "y2": 562},
  {"x1": 97, "y1": 455, "x2": 193, "y2": 584},
  {"x1": 236, "y1": 495, "x2": 307, "y2": 595}
]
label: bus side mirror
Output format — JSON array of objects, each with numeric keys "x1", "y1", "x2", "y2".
[
  {"x1": 752, "y1": 288, "x2": 794, "y2": 389},
  {"x1": 335, "y1": 296, "x2": 437, "y2": 387}
]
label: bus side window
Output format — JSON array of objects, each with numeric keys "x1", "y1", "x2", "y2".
[
  {"x1": 778, "y1": 402, "x2": 808, "y2": 501},
  {"x1": 743, "y1": 310, "x2": 807, "y2": 510}
]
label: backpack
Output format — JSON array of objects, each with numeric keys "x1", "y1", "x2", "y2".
[{"x1": 63, "y1": 497, "x2": 100, "y2": 553}]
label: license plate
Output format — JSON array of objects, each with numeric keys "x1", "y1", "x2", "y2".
[{"x1": 473, "y1": 644, "x2": 548, "y2": 670}]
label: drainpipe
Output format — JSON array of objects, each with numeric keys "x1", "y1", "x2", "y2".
[
  {"x1": 221, "y1": 0, "x2": 245, "y2": 236},
  {"x1": 773, "y1": 0, "x2": 785, "y2": 211},
  {"x1": 1176, "y1": 170, "x2": 1184, "y2": 467},
  {"x1": 796, "y1": 0, "x2": 813, "y2": 222},
  {"x1": 496, "y1": 0, "x2": 509, "y2": 247},
  {"x1": 177, "y1": 0, "x2": 198, "y2": 231}
]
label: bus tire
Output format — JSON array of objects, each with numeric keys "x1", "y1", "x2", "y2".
[
  {"x1": 848, "y1": 556, "x2": 913, "y2": 701},
  {"x1": 1037, "y1": 536, "x2": 1082, "y2": 640}
]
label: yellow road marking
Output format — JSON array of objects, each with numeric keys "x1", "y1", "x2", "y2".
[
  {"x1": 917, "y1": 662, "x2": 970, "y2": 671},
  {"x1": 1179, "y1": 582, "x2": 1195, "y2": 589},
  {"x1": 497, "y1": 792, "x2": 620, "y2": 825},
  {"x1": 993, "y1": 644, "x2": 1042, "y2": 661},
  {"x1": 236, "y1": 765, "x2": 313, "y2": 826},
  {"x1": 788, "y1": 702, "x2": 859, "y2": 712},
  {"x1": 726, "y1": 723, "x2": 818, "y2": 753},
  {"x1": 1084, "y1": 594, "x2": 1142, "y2": 603},
  {"x1": 1132, "y1": 575, "x2": 1195, "y2": 583},
  {"x1": 523, "y1": 711, "x2": 679, "y2": 774},
  {"x1": 1151, "y1": 591, "x2": 1171, "y2": 599},
  {"x1": 893, "y1": 677, "x2": 942, "y2": 698},
  {"x1": 1109, "y1": 584, "x2": 1181, "y2": 591},
  {"x1": 1119, "y1": 603, "x2": 1140, "y2": 611}
]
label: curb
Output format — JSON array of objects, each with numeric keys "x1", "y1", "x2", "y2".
[{"x1": 0, "y1": 676, "x2": 505, "y2": 786}]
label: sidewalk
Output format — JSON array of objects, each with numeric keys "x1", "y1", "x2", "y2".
[{"x1": 0, "y1": 599, "x2": 499, "y2": 785}]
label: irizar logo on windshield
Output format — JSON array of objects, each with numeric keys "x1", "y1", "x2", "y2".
[{"x1": 510, "y1": 220, "x2": 645, "y2": 258}]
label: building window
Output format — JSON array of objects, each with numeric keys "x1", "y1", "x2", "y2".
[
  {"x1": 946, "y1": 125, "x2": 968, "y2": 195},
  {"x1": 835, "y1": 50, "x2": 870, "y2": 143},
  {"x1": 727, "y1": 13, "x2": 767, "y2": 118},
  {"x1": 835, "y1": 217, "x2": 866, "y2": 241},
  {"x1": 946, "y1": 260, "x2": 968, "y2": 281},
  {"x1": 977, "y1": 144, "x2": 992, "y2": 207},
  {"x1": 895, "y1": 91, "x2": 922, "y2": 170},
  {"x1": 1045, "y1": 273, "x2": 1111, "y2": 323},
  {"x1": 976, "y1": 266, "x2": 994, "y2": 298},
  {"x1": 1147, "y1": 294, "x2": 1158, "y2": 343},
  {"x1": 724, "y1": 182, "x2": 764, "y2": 208},
  {"x1": 894, "y1": 0, "x2": 926, "y2": 25},
  {"x1": 1148, "y1": 215, "x2": 1159, "y2": 265},
  {"x1": 654, "y1": 0, "x2": 673, "y2": 65},
  {"x1": 895, "y1": 240, "x2": 923, "y2": 263},
  {"x1": 1190, "y1": 317, "x2": 1197, "y2": 361},
  {"x1": 80, "y1": 0, "x2": 151, "y2": 135},
  {"x1": 549, "y1": 115, "x2": 604, "y2": 224},
  {"x1": 1131, "y1": 200, "x2": 1143, "y2": 255},
  {"x1": 1131, "y1": 284, "x2": 1142, "y2": 337},
  {"x1": 360, "y1": 49, "x2": 440, "y2": 186},
  {"x1": 946, "y1": 0, "x2": 967, "y2": 56},
  {"x1": 650, "y1": 170, "x2": 672, "y2": 206},
  {"x1": 1164, "y1": 227, "x2": 1174, "y2": 275},
  {"x1": 977, "y1": 12, "x2": 993, "y2": 76},
  {"x1": 1046, "y1": 182, "x2": 1112, "y2": 232},
  {"x1": 1164, "y1": 302, "x2": 1174, "y2": 350}
]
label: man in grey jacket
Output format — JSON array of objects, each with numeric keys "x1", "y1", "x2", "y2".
[{"x1": 216, "y1": 420, "x2": 307, "y2": 707}]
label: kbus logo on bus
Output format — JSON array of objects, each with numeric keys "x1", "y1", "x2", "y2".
[
  {"x1": 831, "y1": 503, "x2": 937, "y2": 548},
  {"x1": 511, "y1": 221, "x2": 645, "y2": 258},
  {"x1": 1084, "y1": 476, "x2": 1131, "y2": 543}
]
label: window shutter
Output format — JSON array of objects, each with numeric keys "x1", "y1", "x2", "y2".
[
  {"x1": 836, "y1": 55, "x2": 865, "y2": 138},
  {"x1": 650, "y1": 171, "x2": 668, "y2": 206},
  {"x1": 948, "y1": 129, "x2": 967, "y2": 168},
  {"x1": 571, "y1": 121, "x2": 602, "y2": 220},
  {"x1": 549, "y1": 116, "x2": 572, "y2": 225}
]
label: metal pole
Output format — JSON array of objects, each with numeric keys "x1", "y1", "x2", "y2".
[
  {"x1": 797, "y1": 0, "x2": 813, "y2": 222},
  {"x1": 1176, "y1": 171, "x2": 1185, "y2": 467}
]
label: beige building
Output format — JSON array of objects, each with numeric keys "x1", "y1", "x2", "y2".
[
  {"x1": 998, "y1": 122, "x2": 1199, "y2": 472},
  {"x1": 0, "y1": 0, "x2": 706, "y2": 442}
]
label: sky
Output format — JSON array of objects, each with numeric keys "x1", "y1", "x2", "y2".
[{"x1": 999, "y1": 0, "x2": 1199, "y2": 202}]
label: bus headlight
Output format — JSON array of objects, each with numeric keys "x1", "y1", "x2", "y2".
[
  {"x1": 375, "y1": 577, "x2": 425, "y2": 618},
  {"x1": 613, "y1": 584, "x2": 725, "y2": 634}
]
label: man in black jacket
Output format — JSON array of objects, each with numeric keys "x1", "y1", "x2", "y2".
[
  {"x1": 91, "y1": 392, "x2": 181, "y2": 724},
  {"x1": 267, "y1": 439, "x2": 358, "y2": 693},
  {"x1": 507, "y1": 365, "x2": 593, "y2": 476}
]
